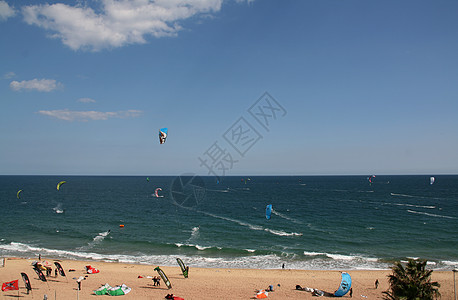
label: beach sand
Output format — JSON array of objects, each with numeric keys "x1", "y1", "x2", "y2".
[{"x1": 0, "y1": 257, "x2": 455, "y2": 299}]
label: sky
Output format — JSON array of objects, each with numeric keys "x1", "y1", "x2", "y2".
[{"x1": 1, "y1": 0, "x2": 457, "y2": 176}]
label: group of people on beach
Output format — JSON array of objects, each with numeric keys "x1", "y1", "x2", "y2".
[{"x1": 152, "y1": 276, "x2": 161, "y2": 286}]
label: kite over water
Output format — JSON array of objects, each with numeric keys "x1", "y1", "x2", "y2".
[
  {"x1": 17, "y1": 190, "x2": 23, "y2": 199},
  {"x1": 159, "y1": 128, "x2": 168, "y2": 144},
  {"x1": 368, "y1": 175, "x2": 376, "y2": 184},
  {"x1": 57, "y1": 181, "x2": 66, "y2": 191},
  {"x1": 430, "y1": 176, "x2": 435, "y2": 185},
  {"x1": 266, "y1": 204, "x2": 272, "y2": 220},
  {"x1": 153, "y1": 188, "x2": 164, "y2": 198}
]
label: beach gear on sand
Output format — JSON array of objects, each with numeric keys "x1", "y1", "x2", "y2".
[
  {"x1": 21, "y1": 273, "x2": 32, "y2": 292},
  {"x1": 334, "y1": 272, "x2": 352, "y2": 297},
  {"x1": 176, "y1": 258, "x2": 188, "y2": 278},
  {"x1": 54, "y1": 262, "x2": 66, "y2": 277},
  {"x1": 94, "y1": 283, "x2": 131, "y2": 296},
  {"x1": 107, "y1": 284, "x2": 131, "y2": 296},
  {"x1": 94, "y1": 283, "x2": 112, "y2": 295},
  {"x1": 255, "y1": 290, "x2": 268, "y2": 298},
  {"x1": 165, "y1": 294, "x2": 184, "y2": 300},
  {"x1": 154, "y1": 267, "x2": 172, "y2": 289},
  {"x1": 85, "y1": 265, "x2": 100, "y2": 274}
]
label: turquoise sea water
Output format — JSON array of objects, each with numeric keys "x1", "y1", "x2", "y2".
[{"x1": 0, "y1": 175, "x2": 457, "y2": 270}]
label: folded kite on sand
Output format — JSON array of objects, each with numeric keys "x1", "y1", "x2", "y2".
[
  {"x1": 94, "y1": 283, "x2": 131, "y2": 296},
  {"x1": 85, "y1": 265, "x2": 100, "y2": 274}
]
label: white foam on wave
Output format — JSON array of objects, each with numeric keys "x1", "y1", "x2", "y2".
[
  {"x1": 303, "y1": 251, "x2": 327, "y2": 257},
  {"x1": 189, "y1": 226, "x2": 200, "y2": 240},
  {"x1": 2, "y1": 241, "x2": 454, "y2": 270},
  {"x1": 78, "y1": 230, "x2": 111, "y2": 251},
  {"x1": 174, "y1": 243, "x2": 218, "y2": 251}
]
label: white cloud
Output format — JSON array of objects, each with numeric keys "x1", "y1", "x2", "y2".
[
  {"x1": 21, "y1": 0, "x2": 224, "y2": 51},
  {"x1": 10, "y1": 78, "x2": 63, "y2": 92},
  {"x1": 37, "y1": 109, "x2": 143, "y2": 121},
  {"x1": 77, "y1": 97, "x2": 96, "y2": 103},
  {"x1": 0, "y1": 1, "x2": 15, "y2": 21}
]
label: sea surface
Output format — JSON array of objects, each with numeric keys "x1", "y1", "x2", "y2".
[{"x1": 1, "y1": 175, "x2": 457, "y2": 271}]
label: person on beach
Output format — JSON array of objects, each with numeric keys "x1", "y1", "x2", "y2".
[
  {"x1": 157, "y1": 276, "x2": 161, "y2": 286},
  {"x1": 152, "y1": 276, "x2": 157, "y2": 286},
  {"x1": 282, "y1": 263, "x2": 285, "y2": 269},
  {"x1": 350, "y1": 288, "x2": 353, "y2": 297},
  {"x1": 375, "y1": 279, "x2": 379, "y2": 289}
]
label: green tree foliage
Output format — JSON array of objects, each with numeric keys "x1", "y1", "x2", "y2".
[{"x1": 383, "y1": 259, "x2": 440, "y2": 300}]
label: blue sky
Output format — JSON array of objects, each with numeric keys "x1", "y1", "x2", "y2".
[{"x1": 1, "y1": 0, "x2": 457, "y2": 176}]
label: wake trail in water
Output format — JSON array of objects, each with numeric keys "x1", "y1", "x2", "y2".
[
  {"x1": 197, "y1": 210, "x2": 302, "y2": 237},
  {"x1": 383, "y1": 202, "x2": 436, "y2": 209},
  {"x1": 391, "y1": 193, "x2": 442, "y2": 200},
  {"x1": 407, "y1": 210, "x2": 456, "y2": 219},
  {"x1": 271, "y1": 209, "x2": 302, "y2": 224}
]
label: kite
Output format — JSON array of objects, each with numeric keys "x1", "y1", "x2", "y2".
[
  {"x1": 430, "y1": 177, "x2": 435, "y2": 185},
  {"x1": 57, "y1": 181, "x2": 66, "y2": 191},
  {"x1": 368, "y1": 175, "x2": 376, "y2": 184},
  {"x1": 334, "y1": 272, "x2": 352, "y2": 297},
  {"x1": 154, "y1": 267, "x2": 172, "y2": 289},
  {"x1": 107, "y1": 284, "x2": 132, "y2": 296},
  {"x1": 17, "y1": 190, "x2": 23, "y2": 199},
  {"x1": 21, "y1": 273, "x2": 32, "y2": 293},
  {"x1": 54, "y1": 262, "x2": 66, "y2": 277},
  {"x1": 159, "y1": 128, "x2": 168, "y2": 144},
  {"x1": 32, "y1": 267, "x2": 47, "y2": 282},
  {"x1": 266, "y1": 204, "x2": 272, "y2": 220},
  {"x1": 176, "y1": 258, "x2": 189, "y2": 278},
  {"x1": 153, "y1": 188, "x2": 164, "y2": 198}
]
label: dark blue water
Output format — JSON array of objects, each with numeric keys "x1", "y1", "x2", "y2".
[{"x1": 1, "y1": 175, "x2": 457, "y2": 270}]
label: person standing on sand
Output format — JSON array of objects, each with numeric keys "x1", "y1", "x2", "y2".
[
  {"x1": 282, "y1": 263, "x2": 285, "y2": 269},
  {"x1": 349, "y1": 288, "x2": 353, "y2": 297},
  {"x1": 375, "y1": 279, "x2": 379, "y2": 289}
]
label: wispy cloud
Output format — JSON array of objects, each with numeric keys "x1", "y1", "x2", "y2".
[
  {"x1": 37, "y1": 109, "x2": 143, "y2": 121},
  {"x1": 10, "y1": 78, "x2": 63, "y2": 92},
  {"x1": 77, "y1": 97, "x2": 96, "y2": 103},
  {"x1": 2, "y1": 71, "x2": 16, "y2": 79},
  {"x1": 0, "y1": 0, "x2": 15, "y2": 21},
  {"x1": 21, "y1": 0, "x2": 225, "y2": 52}
]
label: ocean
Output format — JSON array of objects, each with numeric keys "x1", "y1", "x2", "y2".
[{"x1": 1, "y1": 175, "x2": 457, "y2": 271}]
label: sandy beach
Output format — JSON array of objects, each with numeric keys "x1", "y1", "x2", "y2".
[{"x1": 0, "y1": 257, "x2": 455, "y2": 299}]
